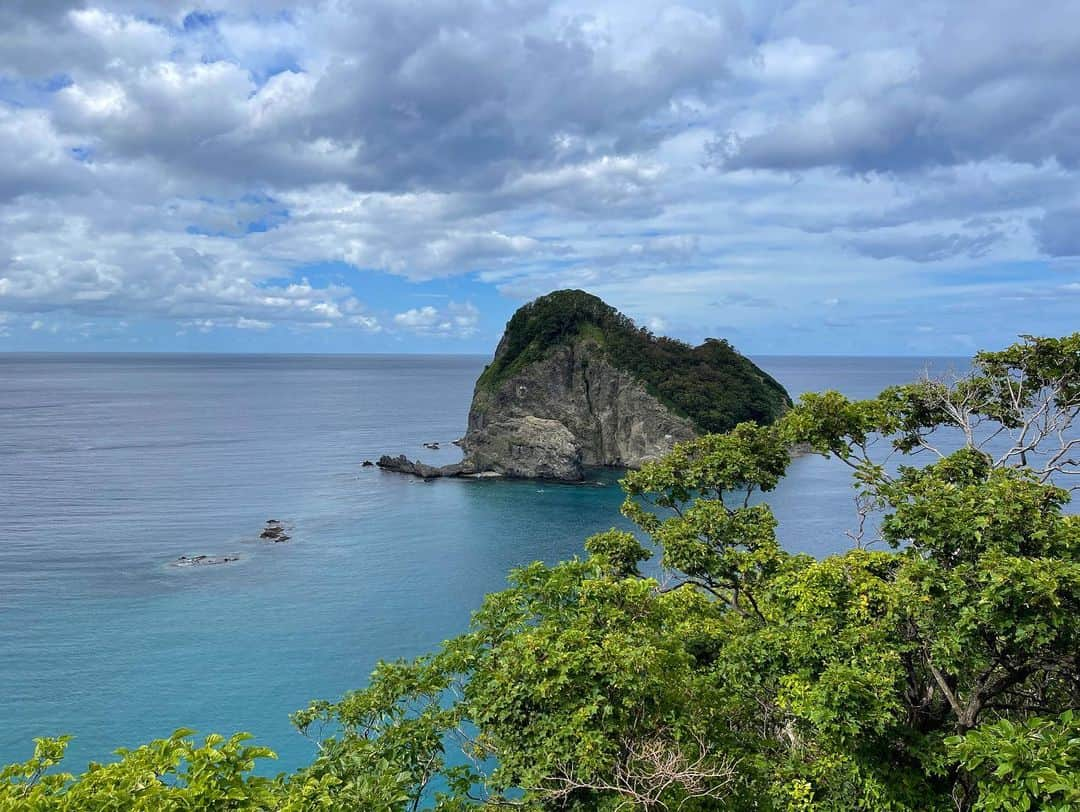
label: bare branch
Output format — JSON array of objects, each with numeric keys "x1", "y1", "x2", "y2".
[{"x1": 538, "y1": 729, "x2": 738, "y2": 811}]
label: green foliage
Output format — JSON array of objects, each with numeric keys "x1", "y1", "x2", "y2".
[
  {"x1": 476, "y1": 289, "x2": 791, "y2": 433},
  {"x1": 288, "y1": 653, "x2": 471, "y2": 810},
  {"x1": 5, "y1": 332, "x2": 1079, "y2": 810},
  {"x1": 0, "y1": 736, "x2": 74, "y2": 809},
  {"x1": 948, "y1": 712, "x2": 1080, "y2": 811},
  {"x1": 0, "y1": 730, "x2": 280, "y2": 811}
]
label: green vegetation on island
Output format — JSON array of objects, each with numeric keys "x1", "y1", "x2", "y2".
[
  {"x1": 3, "y1": 333, "x2": 1079, "y2": 811},
  {"x1": 476, "y1": 289, "x2": 792, "y2": 434}
]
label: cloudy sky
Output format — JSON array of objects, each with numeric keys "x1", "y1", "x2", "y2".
[{"x1": 1, "y1": 0, "x2": 1078, "y2": 354}]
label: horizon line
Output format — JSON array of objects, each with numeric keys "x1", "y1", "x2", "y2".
[{"x1": 0, "y1": 349, "x2": 970, "y2": 359}]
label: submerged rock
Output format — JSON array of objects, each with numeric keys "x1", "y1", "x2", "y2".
[{"x1": 172, "y1": 554, "x2": 240, "y2": 568}]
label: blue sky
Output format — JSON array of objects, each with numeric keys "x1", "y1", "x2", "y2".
[{"x1": 1, "y1": 0, "x2": 1078, "y2": 355}]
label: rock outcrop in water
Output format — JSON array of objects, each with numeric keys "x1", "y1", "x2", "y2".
[
  {"x1": 377, "y1": 454, "x2": 474, "y2": 479},
  {"x1": 380, "y1": 289, "x2": 792, "y2": 481},
  {"x1": 260, "y1": 520, "x2": 291, "y2": 542}
]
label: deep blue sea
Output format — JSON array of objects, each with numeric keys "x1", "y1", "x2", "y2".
[{"x1": 0, "y1": 354, "x2": 965, "y2": 773}]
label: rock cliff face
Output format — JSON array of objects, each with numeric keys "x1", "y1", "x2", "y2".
[
  {"x1": 463, "y1": 335, "x2": 697, "y2": 479},
  {"x1": 378, "y1": 290, "x2": 791, "y2": 482}
]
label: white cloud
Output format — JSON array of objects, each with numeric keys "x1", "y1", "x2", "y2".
[
  {"x1": 394, "y1": 306, "x2": 440, "y2": 330},
  {"x1": 739, "y1": 38, "x2": 837, "y2": 83},
  {"x1": 236, "y1": 317, "x2": 271, "y2": 330},
  {"x1": 393, "y1": 301, "x2": 480, "y2": 337}
]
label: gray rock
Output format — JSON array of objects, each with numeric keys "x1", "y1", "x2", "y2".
[
  {"x1": 260, "y1": 520, "x2": 291, "y2": 542},
  {"x1": 376, "y1": 454, "x2": 479, "y2": 479},
  {"x1": 461, "y1": 336, "x2": 697, "y2": 480},
  {"x1": 464, "y1": 414, "x2": 584, "y2": 480}
]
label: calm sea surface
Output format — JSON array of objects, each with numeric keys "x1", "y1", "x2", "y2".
[{"x1": 0, "y1": 354, "x2": 964, "y2": 772}]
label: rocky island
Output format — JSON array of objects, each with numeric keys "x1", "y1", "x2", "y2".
[{"x1": 379, "y1": 289, "x2": 791, "y2": 481}]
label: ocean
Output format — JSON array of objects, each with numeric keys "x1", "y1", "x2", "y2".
[{"x1": 0, "y1": 353, "x2": 964, "y2": 773}]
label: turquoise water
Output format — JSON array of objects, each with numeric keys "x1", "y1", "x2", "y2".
[{"x1": 0, "y1": 353, "x2": 956, "y2": 773}]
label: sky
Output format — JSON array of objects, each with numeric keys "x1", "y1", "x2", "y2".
[{"x1": 1, "y1": 0, "x2": 1078, "y2": 355}]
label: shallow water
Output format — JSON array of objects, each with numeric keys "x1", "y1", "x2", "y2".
[{"x1": 0, "y1": 353, "x2": 959, "y2": 771}]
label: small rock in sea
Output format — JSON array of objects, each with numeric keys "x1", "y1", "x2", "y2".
[
  {"x1": 362, "y1": 460, "x2": 375, "y2": 467},
  {"x1": 260, "y1": 520, "x2": 291, "y2": 542},
  {"x1": 172, "y1": 554, "x2": 239, "y2": 568}
]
